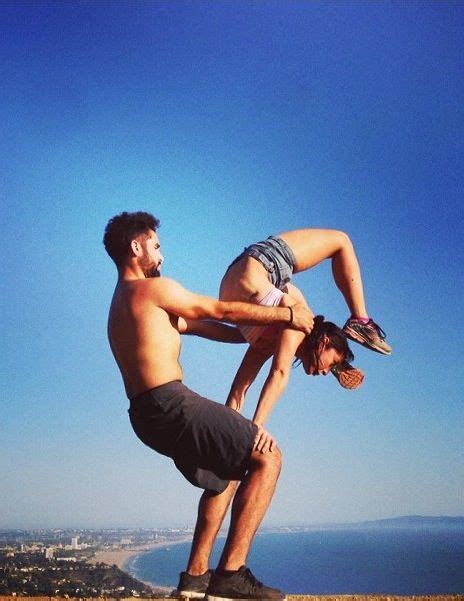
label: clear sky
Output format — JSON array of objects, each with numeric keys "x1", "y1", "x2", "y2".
[{"x1": 1, "y1": 1, "x2": 463, "y2": 529}]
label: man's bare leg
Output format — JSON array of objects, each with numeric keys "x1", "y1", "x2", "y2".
[
  {"x1": 202, "y1": 448, "x2": 284, "y2": 600},
  {"x1": 217, "y1": 447, "x2": 282, "y2": 570},
  {"x1": 187, "y1": 446, "x2": 281, "y2": 573},
  {"x1": 278, "y1": 228, "x2": 368, "y2": 318},
  {"x1": 186, "y1": 482, "x2": 239, "y2": 575},
  {"x1": 177, "y1": 448, "x2": 282, "y2": 599}
]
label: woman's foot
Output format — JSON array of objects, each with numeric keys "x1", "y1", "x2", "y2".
[
  {"x1": 331, "y1": 361, "x2": 365, "y2": 389},
  {"x1": 343, "y1": 318, "x2": 392, "y2": 355}
]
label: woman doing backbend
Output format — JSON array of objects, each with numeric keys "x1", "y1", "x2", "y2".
[{"x1": 219, "y1": 228, "x2": 391, "y2": 451}]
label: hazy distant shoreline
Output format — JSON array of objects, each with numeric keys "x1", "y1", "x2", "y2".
[
  {"x1": 91, "y1": 536, "x2": 193, "y2": 591},
  {"x1": 118, "y1": 533, "x2": 228, "y2": 591}
]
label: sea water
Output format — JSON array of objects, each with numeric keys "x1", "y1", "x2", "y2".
[{"x1": 125, "y1": 526, "x2": 464, "y2": 595}]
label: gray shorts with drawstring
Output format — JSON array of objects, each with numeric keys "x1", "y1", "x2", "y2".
[{"x1": 129, "y1": 381, "x2": 258, "y2": 494}]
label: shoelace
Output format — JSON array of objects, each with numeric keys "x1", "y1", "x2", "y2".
[{"x1": 369, "y1": 319, "x2": 387, "y2": 340}]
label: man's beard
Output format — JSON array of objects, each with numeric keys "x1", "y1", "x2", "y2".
[
  {"x1": 145, "y1": 264, "x2": 160, "y2": 278},
  {"x1": 140, "y1": 252, "x2": 161, "y2": 278}
]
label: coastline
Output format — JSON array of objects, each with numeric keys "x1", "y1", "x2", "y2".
[
  {"x1": 91, "y1": 536, "x2": 193, "y2": 591},
  {"x1": 91, "y1": 528, "x2": 464, "y2": 596}
]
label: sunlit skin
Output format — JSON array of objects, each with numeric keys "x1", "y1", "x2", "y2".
[
  {"x1": 137, "y1": 232, "x2": 341, "y2": 376},
  {"x1": 106, "y1": 224, "x2": 314, "y2": 576},
  {"x1": 108, "y1": 228, "x2": 313, "y2": 402},
  {"x1": 219, "y1": 227, "x2": 392, "y2": 456},
  {"x1": 179, "y1": 267, "x2": 345, "y2": 580},
  {"x1": 220, "y1": 235, "x2": 355, "y2": 454}
]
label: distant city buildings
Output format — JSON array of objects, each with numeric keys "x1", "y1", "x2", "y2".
[{"x1": 0, "y1": 526, "x2": 197, "y2": 558}]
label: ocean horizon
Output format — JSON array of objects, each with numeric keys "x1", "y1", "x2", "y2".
[{"x1": 125, "y1": 520, "x2": 464, "y2": 595}]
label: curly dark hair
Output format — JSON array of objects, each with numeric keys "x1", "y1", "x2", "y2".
[
  {"x1": 295, "y1": 315, "x2": 354, "y2": 367},
  {"x1": 103, "y1": 211, "x2": 160, "y2": 266}
]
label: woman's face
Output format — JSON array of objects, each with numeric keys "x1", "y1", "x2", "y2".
[{"x1": 297, "y1": 336, "x2": 344, "y2": 376}]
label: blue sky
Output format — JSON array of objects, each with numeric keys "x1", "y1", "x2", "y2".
[{"x1": 1, "y1": 1, "x2": 463, "y2": 529}]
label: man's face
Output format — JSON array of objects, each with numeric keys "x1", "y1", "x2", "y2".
[
  {"x1": 139, "y1": 230, "x2": 163, "y2": 278},
  {"x1": 297, "y1": 337, "x2": 343, "y2": 376}
]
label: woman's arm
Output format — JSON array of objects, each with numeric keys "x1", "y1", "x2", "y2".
[
  {"x1": 252, "y1": 284, "x2": 313, "y2": 427},
  {"x1": 226, "y1": 346, "x2": 271, "y2": 412},
  {"x1": 252, "y1": 327, "x2": 304, "y2": 426}
]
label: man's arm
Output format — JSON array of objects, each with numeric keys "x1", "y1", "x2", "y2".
[
  {"x1": 154, "y1": 278, "x2": 313, "y2": 333},
  {"x1": 179, "y1": 318, "x2": 246, "y2": 343}
]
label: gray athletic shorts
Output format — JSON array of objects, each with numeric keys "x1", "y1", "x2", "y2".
[
  {"x1": 128, "y1": 381, "x2": 258, "y2": 494},
  {"x1": 227, "y1": 235, "x2": 296, "y2": 290}
]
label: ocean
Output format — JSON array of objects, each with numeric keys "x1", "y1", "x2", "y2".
[{"x1": 125, "y1": 525, "x2": 464, "y2": 595}]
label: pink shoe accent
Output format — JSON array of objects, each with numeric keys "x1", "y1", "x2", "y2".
[{"x1": 351, "y1": 316, "x2": 370, "y2": 324}]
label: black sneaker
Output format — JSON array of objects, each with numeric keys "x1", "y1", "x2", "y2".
[
  {"x1": 205, "y1": 565, "x2": 286, "y2": 601},
  {"x1": 343, "y1": 318, "x2": 392, "y2": 355},
  {"x1": 171, "y1": 570, "x2": 213, "y2": 599}
]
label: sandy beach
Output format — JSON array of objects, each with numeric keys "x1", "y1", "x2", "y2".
[{"x1": 91, "y1": 536, "x2": 193, "y2": 591}]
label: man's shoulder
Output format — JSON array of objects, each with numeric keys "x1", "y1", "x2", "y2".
[
  {"x1": 115, "y1": 276, "x2": 182, "y2": 299},
  {"x1": 133, "y1": 276, "x2": 190, "y2": 301},
  {"x1": 120, "y1": 275, "x2": 181, "y2": 289},
  {"x1": 148, "y1": 276, "x2": 184, "y2": 290}
]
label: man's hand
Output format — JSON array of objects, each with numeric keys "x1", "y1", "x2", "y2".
[
  {"x1": 288, "y1": 303, "x2": 314, "y2": 334},
  {"x1": 253, "y1": 425, "x2": 277, "y2": 454}
]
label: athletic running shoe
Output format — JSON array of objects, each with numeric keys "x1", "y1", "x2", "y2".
[
  {"x1": 205, "y1": 565, "x2": 286, "y2": 601},
  {"x1": 343, "y1": 318, "x2": 392, "y2": 355},
  {"x1": 331, "y1": 361, "x2": 364, "y2": 389},
  {"x1": 171, "y1": 570, "x2": 213, "y2": 599}
]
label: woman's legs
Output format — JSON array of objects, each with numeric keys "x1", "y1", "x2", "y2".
[
  {"x1": 278, "y1": 228, "x2": 368, "y2": 318},
  {"x1": 278, "y1": 228, "x2": 391, "y2": 355}
]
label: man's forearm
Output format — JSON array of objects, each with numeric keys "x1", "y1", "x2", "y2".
[
  {"x1": 184, "y1": 319, "x2": 245, "y2": 343},
  {"x1": 214, "y1": 300, "x2": 313, "y2": 334},
  {"x1": 215, "y1": 301, "x2": 292, "y2": 326},
  {"x1": 161, "y1": 280, "x2": 312, "y2": 333}
]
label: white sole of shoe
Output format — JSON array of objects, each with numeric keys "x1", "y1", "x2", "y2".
[{"x1": 205, "y1": 595, "x2": 287, "y2": 601}]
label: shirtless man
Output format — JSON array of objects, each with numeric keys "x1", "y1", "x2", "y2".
[{"x1": 103, "y1": 212, "x2": 313, "y2": 601}]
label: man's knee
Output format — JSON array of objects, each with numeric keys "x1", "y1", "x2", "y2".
[{"x1": 250, "y1": 446, "x2": 282, "y2": 473}]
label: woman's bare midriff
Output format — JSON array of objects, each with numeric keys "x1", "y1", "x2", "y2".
[{"x1": 220, "y1": 256, "x2": 272, "y2": 302}]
